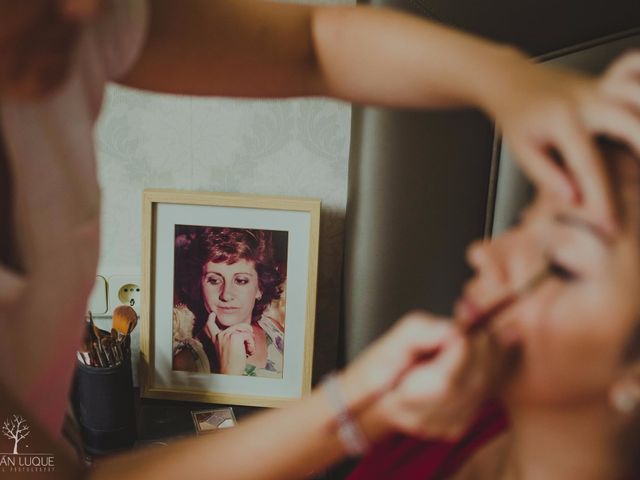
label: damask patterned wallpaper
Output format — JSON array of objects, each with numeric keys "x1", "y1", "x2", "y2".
[{"x1": 96, "y1": 84, "x2": 351, "y2": 379}]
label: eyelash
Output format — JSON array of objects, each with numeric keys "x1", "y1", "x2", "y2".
[
  {"x1": 548, "y1": 261, "x2": 578, "y2": 282},
  {"x1": 513, "y1": 210, "x2": 527, "y2": 226},
  {"x1": 206, "y1": 277, "x2": 250, "y2": 286}
]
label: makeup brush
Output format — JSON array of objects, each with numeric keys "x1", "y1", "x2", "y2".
[
  {"x1": 86, "y1": 311, "x2": 103, "y2": 364},
  {"x1": 76, "y1": 352, "x2": 86, "y2": 365},
  {"x1": 464, "y1": 261, "x2": 574, "y2": 338},
  {"x1": 89, "y1": 310, "x2": 114, "y2": 365},
  {"x1": 78, "y1": 341, "x2": 94, "y2": 367},
  {"x1": 112, "y1": 305, "x2": 138, "y2": 336},
  {"x1": 418, "y1": 264, "x2": 556, "y2": 364},
  {"x1": 93, "y1": 340, "x2": 106, "y2": 367},
  {"x1": 101, "y1": 337, "x2": 116, "y2": 367},
  {"x1": 87, "y1": 310, "x2": 96, "y2": 335},
  {"x1": 110, "y1": 328, "x2": 123, "y2": 363},
  {"x1": 463, "y1": 265, "x2": 554, "y2": 337}
]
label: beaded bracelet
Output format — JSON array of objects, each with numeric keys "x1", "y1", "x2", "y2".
[{"x1": 322, "y1": 373, "x2": 369, "y2": 456}]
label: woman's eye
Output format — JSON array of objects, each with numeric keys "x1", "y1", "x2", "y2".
[
  {"x1": 235, "y1": 277, "x2": 249, "y2": 285},
  {"x1": 206, "y1": 276, "x2": 222, "y2": 285},
  {"x1": 513, "y1": 209, "x2": 527, "y2": 227},
  {"x1": 548, "y1": 261, "x2": 578, "y2": 282}
]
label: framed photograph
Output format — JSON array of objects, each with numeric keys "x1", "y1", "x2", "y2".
[
  {"x1": 191, "y1": 408, "x2": 237, "y2": 434},
  {"x1": 140, "y1": 190, "x2": 320, "y2": 407},
  {"x1": 486, "y1": 28, "x2": 640, "y2": 236}
]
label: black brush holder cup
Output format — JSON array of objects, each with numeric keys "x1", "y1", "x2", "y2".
[{"x1": 72, "y1": 356, "x2": 137, "y2": 455}]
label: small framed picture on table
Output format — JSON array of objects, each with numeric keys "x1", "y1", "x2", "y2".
[{"x1": 191, "y1": 408, "x2": 238, "y2": 434}]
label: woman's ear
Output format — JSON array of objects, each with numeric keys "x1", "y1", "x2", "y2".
[
  {"x1": 609, "y1": 363, "x2": 640, "y2": 416},
  {"x1": 256, "y1": 291, "x2": 262, "y2": 301}
]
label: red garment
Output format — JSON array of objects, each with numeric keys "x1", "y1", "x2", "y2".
[{"x1": 348, "y1": 403, "x2": 508, "y2": 480}]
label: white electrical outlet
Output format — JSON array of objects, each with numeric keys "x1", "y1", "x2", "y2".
[
  {"x1": 91, "y1": 273, "x2": 143, "y2": 318},
  {"x1": 107, "y1": 274, "x2": 142, "y2": 316}
]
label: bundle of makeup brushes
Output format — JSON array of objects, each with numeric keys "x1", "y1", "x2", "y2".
[{"x1": 77, "y1": 306, "x2": 138, "y2": 368}]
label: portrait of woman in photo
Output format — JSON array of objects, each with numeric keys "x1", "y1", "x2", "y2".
[{"x1": 172, "y1": 226, "x2": 287, "y2": 378}]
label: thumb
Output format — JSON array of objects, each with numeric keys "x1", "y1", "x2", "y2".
[{"x1": 397, "y1": 334, "x2": 468, "y2": 398}]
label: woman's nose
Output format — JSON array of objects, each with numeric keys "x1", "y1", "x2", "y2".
[
  {"x1": 466, "y1": 239, "x2": 493, "y2": 270},
  {"x1": 466, "y1": 238, "x2": 510, "y2": 285},
  {"x1": 218, "y1": 283, "x2": 234, "y2": 301}
]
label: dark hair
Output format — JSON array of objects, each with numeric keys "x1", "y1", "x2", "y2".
[
  {"x1": 596, "y1": 137, "x2": 640, "y2": 475},
  {"x1": 594, "y1": 138, "x2": 640, "y2": 358},
  {"x1": 174, "y1": 226, "x2": 284, "y2": 331},
  {"x1": 597, "y1": 137, "x2": 640, "y2": 225}
]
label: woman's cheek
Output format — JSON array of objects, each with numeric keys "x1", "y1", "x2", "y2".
[
  {"x1": 499, "y1": 288, "x2": 568, "y2": 400},
  {"x1": 202, "y1": 283, "x2": 218, "y2": 311},
  {"x1": 535, "y1": 288, "x2": 620, "y2": 392},
  {"x1": 240, "y1": 286, "x2": 257, "y2": 310}
]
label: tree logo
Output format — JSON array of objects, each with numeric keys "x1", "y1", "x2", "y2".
[
  {"x1": 2, "y1": 415, "x2": 30, "y2": 454},
  {"x1": 0, "y1": 414, "x2": 55, "y2": 473}
]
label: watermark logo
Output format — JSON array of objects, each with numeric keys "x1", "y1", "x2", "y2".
[
  {"x1": 0, "y1": 414, "x2": 55, "y2": 474},
  {"x1": 3, "y1": 414, "x2": 30, "y2": 454}
]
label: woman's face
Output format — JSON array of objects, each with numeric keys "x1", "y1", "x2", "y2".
[
  {"x1": 201, "y1": 259, "x2": 262, "y2": 328},
  {"x1": 459, "y1": 155, "x2": 640, "y2": 406}
]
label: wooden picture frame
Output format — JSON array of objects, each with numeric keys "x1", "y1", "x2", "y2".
[{"x1": 140, "y1": 189, "x2": 320, "y2": 407}]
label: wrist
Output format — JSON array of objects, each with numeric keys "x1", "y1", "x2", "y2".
[
  {"x1": 321, "y1": 372, "x2": 370, "y2": 456},
  {"x1": 467, "y1": 44, "x2": 530, "y2": 117}
]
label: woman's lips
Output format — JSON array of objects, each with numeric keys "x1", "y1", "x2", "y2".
[
  {"x1": 217, "y1": 306, "x2": 240, "y2": 313},
  {"x1": 454, "y1": 297, "x2": 481, "y2": 324},
  {"x1": 455, "y1": 296, "x2": 523, "y2": 345}
]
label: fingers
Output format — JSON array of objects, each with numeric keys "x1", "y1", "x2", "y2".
[
  {"x1": 380, "y1": 333, "x2": 488, "y2": 440},
  {"x1": 603, "y1": 81, "x2": 640, "y2": 113},
  {"x1": 214, "y1": 324, "x2": 256, "y2": 375},
  {"x1": 405, "y1": 334, "x2": 467, "y2": 394},
  {"x1": 606, "y1": 51, "x2": 640, "y2": 116},
  {"x1": 391, "y1": 312, "x2": 456, "y2": 359},
  {"x1": 216, "y1": 323, "x2": 256, "y2": 356},
  {"x1": 229, "y1": 324, "x2": 256, "y2": 355},
  {"x1": 239, "y1": 332, "x2": 256, "y2": 356},
  {"x1": 587, "y1": 102, "x2": 640, "y2": 156},
  {"x1": 502, "y1": 53, "x2": 640, "y2": 232},
  {"x1": 605, "y1": 50, "x2": 640, "y2": 83},
  {"x1": 340, "y1": 312, "x2": 458, "y2": 405},
  {"x1": 207, "y1": 312, "x2": 221, "y2": 336},
  {"x1": 507, "y1": 138, "x2": 576, "y2": 202},
  {"x1": 553, "y1": 116, "x2": 615, "y2": 232}
]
